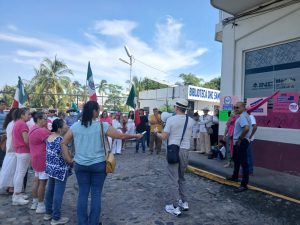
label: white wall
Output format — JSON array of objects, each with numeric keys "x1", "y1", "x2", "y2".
[
  {"x1": 219, "y1": 2, "x2": 300, "y2": 144},
  {"x1": 139, "y1": 86, "x2": 219, "y2": 114}
]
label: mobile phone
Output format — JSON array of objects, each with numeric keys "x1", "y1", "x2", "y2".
[{"x1": 142, "y1": 131, "x2": 147, "y2": 135}]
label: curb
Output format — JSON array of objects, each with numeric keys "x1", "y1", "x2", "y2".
[{"x1": 187, "y1": 165, "x2": 300, "y2": 205}]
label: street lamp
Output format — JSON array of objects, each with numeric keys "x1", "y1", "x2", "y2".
[{"x1": 119, "y1": 45, "x2": 133, "y2": 84}]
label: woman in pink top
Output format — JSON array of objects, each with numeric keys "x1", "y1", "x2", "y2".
[
  {"x1": 100, "y1": 110, "x2": 113, "y2": 148},
  {"x1": 29, "y1": 111, "x2": 51, "y2": 213},
  {"x1": 99, "y1": 110, "x2": 112, "y2": 125},
  {"x1": 12, "y1": 108, "x2": 31, "y2": 205}
]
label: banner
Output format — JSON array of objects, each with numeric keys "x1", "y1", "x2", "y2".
[
  {"x1": 220, "y1": 96, "x2": 238, "y2": 111},
  {"x1": 187, "y1": 85, "x2": 220, "y2": 103},
  {"x1": 246, "y1": 97, "x2": 268, "y2": 116},
  {"x1": 273, "y1": 92, "x2": 299, "y2": 113}
]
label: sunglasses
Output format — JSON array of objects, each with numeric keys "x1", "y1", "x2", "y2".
[{"x1": 234, "y1": 106, "x2": 240, "y2": 109}]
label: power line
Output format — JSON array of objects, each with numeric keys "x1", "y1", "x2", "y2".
[{"x1": 134, "y1": 58, "x2": 169, "y2": 75}]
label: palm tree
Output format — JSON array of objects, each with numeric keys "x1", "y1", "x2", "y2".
[
  {"x1": 126, "y1": 76, "x2": 144, "y2": 97},
  {"x1": 98, "y1": 79, "x2": 108, "y2": 107},
  {"x1": 31, "y1": 56, "x2": 73, "y2": 108}
]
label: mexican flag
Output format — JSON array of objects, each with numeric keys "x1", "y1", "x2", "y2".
[
  {"x1": 12, "y1": 76, "x2": 28, "y2": 108},
  {"x1": 126, "y1": 84, "x2": 137, "y2": 109},
  {"x1": 86, "y1": 62, "x2": 97, "y2": 101}
]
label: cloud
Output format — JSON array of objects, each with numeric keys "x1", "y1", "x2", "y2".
[
  {"x1": 7, "y1": 25, "x2": 18, "y2": 31},
  {"x1": 0, "y1": 17, "x2": 208, "y2": 87}
]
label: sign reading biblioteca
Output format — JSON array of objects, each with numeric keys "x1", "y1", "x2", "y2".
[{"x1": 187, "y1": 85, "x2": 220, "y2": 103}]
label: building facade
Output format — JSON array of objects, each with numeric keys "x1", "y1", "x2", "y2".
[
  {"x1": 211, "y1": 0, "x2": 300, "y2": 175},
  {"x1": 139, "y1": 85, "x2": 220, "y2": 115}
]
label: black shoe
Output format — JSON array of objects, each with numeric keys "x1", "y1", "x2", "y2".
[
  {"x1": 207, "y1": 155, "x2": 214, "y2": 159},
  {"x1": 234, "y1": 186, "x2": 248, "y2": 193},
  {"x1": 226, "y1": 176, "x2": 239, "y2": 182}
]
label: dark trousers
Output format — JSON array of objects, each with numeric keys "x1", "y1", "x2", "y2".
[
  {"x1": 232, "y1": 139, "x2": 249, "y2": 187},
  {"x1": 149, "y1": 132, "x2": 162, "y2": 153}
]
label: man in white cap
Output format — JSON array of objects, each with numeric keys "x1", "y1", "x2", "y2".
[
  {"x1": 199, "y1": 107, "x2": 213, "y2": 155},
  {"x1": 155, "y1": 98, "x2": 194, "y2": 216}
]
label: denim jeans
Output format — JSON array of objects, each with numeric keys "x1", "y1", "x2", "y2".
[
  {"x1": 136, "y1": 134, "x2": 146, "y2": 152},
  {"x1": 75, "y1": 162, "x2": 106, "y2": 225},
  {"x1": 45, "y1": 176, "x2": 68, "y2": 220}
]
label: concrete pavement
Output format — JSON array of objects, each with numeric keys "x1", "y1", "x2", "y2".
[{"x1": 0, "y1": 145, "x2": 299, "y2": 225}]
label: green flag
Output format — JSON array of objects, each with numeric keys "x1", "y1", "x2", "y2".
[
  {"x1": 126, "y1": 85, "x2": 137, "y2": 108},
  {"x1": 71, "y1": 101, "x2": 79, "y2": 112}
]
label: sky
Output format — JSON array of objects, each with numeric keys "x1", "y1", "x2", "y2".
[{"x1": 0, "y1": 0, "x2": 221, "y2": 89}]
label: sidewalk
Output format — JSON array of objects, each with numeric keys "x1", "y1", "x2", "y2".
[{"x1": 188, "y1": 151, "x2": 300, "y2": 202}]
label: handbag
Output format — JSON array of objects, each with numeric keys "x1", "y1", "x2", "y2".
[
  {"x1": 204, "y1": 117, "x2": 213, "y2": 135},
  {"x1": 166, "y1": 115, "x2": 188, "y2": 164},
  {"x1": 206, "y1": 125, "x2": 213, "y2": 135},
  {"x1": 100, "y1": 122, "x2": 116, "y2": 173}
]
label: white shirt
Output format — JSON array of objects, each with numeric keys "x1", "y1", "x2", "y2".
[
  {"x1": 164, "y1": 115, "x2": 194, "y2": 149},
  {"x1": 5, "y1": 121, "x2": 15, "y2": 153},
  {"x1": 112, "y1": 119, "x2": 121, "y2": 130},
  {"x1": 192, "y1": 120, "x2": 200, "y2": 136},
  {"x1": 199, "y1": 114, "x2": 213, "y2": 133},
  {"x1": 249, "y1": 115, "x2": 257, "y2": 141},
  {"x1": 47, "y1": 116, "x2": 59, "y2": 131},
  {"x1": 26, "y1": 118, "x2": 35, "y2": 130},
  {"x1": 126, "y1": 118, "x2": 136, "y2": 135},
  {"x1": 220, "y1": 146, "x2": 226, "y2": 158}
]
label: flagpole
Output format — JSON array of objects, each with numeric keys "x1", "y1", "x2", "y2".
[{"x1": 85, "y1": 78, "x2": 88, "y2": 103}]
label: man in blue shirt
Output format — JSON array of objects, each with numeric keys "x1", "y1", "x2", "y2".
[{"x1": 226, "y1": 101, "x2": 252, "y2": 192}]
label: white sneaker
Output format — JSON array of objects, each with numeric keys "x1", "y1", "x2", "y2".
[
  {"x1": 30, "y1": 201, "x2": 38, "y2": 210},
  {"x1": 20, "y1": 193, "x2": 29, "y2": 200},
  {"x1": 44, "y1": 214, "x2": 52, "y2": 221},
  {"x1": 36, "y1": 203, "x2": 46, "y2": 214},
  {"x1": 12, "y1": 195, "x2": 29, "y2": 205},
  {"x1": 165, "y1": 204, "x2": 181, "y2": 216},
  {"x1": 50, "y1": 217, "x2": 70, "y2": 225},
  {"x1": 178, "y1": 199, "x2": 189, "y2": 211}
]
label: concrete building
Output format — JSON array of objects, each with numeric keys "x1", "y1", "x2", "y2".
[
  {"x1": 139, "y1": 85, "x2": 220, "y2": 115},
  {"x1": 211, "y1": 0, "x2": 300, "y2": 175}
]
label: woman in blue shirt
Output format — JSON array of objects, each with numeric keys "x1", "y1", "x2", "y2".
[
  {"x1": 61, "y1": 101, "x2": 143, "y2": 225},
  {"x1": 44, "y1": 119, "x2": 73, "y2": 224}
]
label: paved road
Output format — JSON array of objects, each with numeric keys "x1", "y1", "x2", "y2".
[{"x1": 0, "y1": 146, "x2": 299, "y2": 225}]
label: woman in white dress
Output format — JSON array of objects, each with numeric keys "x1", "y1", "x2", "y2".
[
  {"x1": 111, "y1": 113, "x2": 122, "y2": 154},
  {"x1": 126, "y1": 111, "x2": 136, "y2": 135},
  {"x1": 0, "y1": 108, "x2": 18, "y2": 193}
]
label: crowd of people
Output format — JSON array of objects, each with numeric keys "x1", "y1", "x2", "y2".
[
  {"x1": 0, "y1": 100, "x2": 143, "y2": 225},
  {"x1": 0, "y1": 97, "x2": 257, "y2": 221}
]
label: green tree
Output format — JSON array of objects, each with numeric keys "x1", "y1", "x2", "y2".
[
  {"x1": 179, "y1": 73, "x2": 204, "y2": 86},
  {"x1": 141, "y1": 78, "x2": 168, "y2": 90},
  {"x1": 104, "y1": 84, "x2": 125, "y2": 111},
  {"x1": 98, "y1": 79, "x2": 108, "y2": 107},
  {"x1": 0, "y1": 85, "x2": 16, "y2": 107},
  {"x1": 30, "y1": 56, "x2": 73, "y2": 108},
  {"x1": 126, "y1": 76, "x2": 144, "y2": 96},
  {"x1": 68, "y1": 81, "x2": 85, "y2": 107},
  {"x1": 202, "y1": 77, "x2": 221, "y2": 90}
]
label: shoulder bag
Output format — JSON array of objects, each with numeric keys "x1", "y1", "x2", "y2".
[
  {"x1": 166, "y1": 115, "x2": 188, "y2": 164},
  {"x1": 204, "y1": 116, "x2": 213, "y2": 135},
  {"x1": 100, "y1": 122, "x2": 116, "y2": 173}
]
